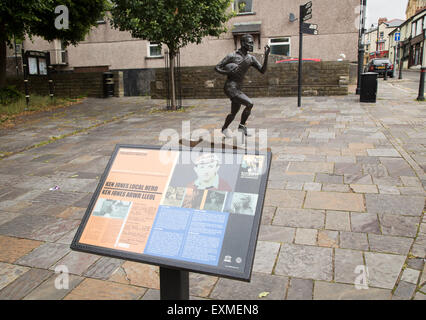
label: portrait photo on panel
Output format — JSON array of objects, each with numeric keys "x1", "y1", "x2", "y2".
[
  {"x1": 226, "y1": 192, "x2": 258, "y2": 216},
  {"x1": 240, "y1": 154, "x2": 265, "y2": 179},
  {"x1": 161, "y1": 186, "x2": 186, "y2": 207},
  {"x1": 202, "y1": 190, "x2": 227, "y2": 212},
  {"x1": 181, "y1": 188, "x2": 205, "y2": 210},
  {"x1": 169, "y1": 152, "x2": 242, "y2": 192},
  {"x1": 92, "y1": 199, "x2": 132, "y2": 219}
]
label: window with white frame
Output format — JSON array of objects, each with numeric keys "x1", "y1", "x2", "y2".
[
  {"x1": 412, "y1": 21, "x2": 416, "y2": 36},
  {"x1": 148, "y1": 42, "x2": 162, "y2": 57},
  {"x1": 269, "y1": 38, "x2": 290, "y2": 56},
  {"x1": 233, "y1": 0, "x2": 253, "y2": 14},
  {"x1": 416, "y1": 18, "x2": 423, "y2": 36}
]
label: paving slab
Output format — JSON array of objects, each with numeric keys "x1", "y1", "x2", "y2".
[
  {"x1": 0, "y1": 236, "x2": 43, "y2": 263},
  {"x1": 273, "y1": 208, "x2": 325, "y2": 229},
  {"x1": 286, "y1": 278, "x2": 313, "y2": 300},
  {"x1": 368, "y1": 234, "x2": 413, "y2": 255},
  {"x1": 379, "y1": 214, "x2": 420, "y2": 237},
  {"x1": 364, "y1": 252, "x2": 406, "y2": 289},
  {"x1": 0, "y1": 262, "x2": 30, "y2": 291},
  {"x1": 258, "y1": 225, "x2": 295, "y2": 244},
  {"x1": 350, "y1": 213, "x2": 381, "y2": 234},
  {"x1": 15, "y1": 243, "x2": 70, "y2": 269},
  {"x1": 210, "y1": 273, "x2": 288, "y2": 300},
  {"x1": 340, "y1": 232, "x2": 369, "y2": 251},
  {"x1": 325, "y1": 211, "x2": 351, "y2": 231},
  {"x1": 365, "y1": 194, "x2": 424, "y2": 216},
  {"x1": 304, "y1": 191, "x2": 365, "y2": 212},
  {"x1": 83, "y1": 257, "x2": 124, "y2": 280},
  {"x1": 253, "y1": 241, "x2": 280, "y2": 274},
  {"x1": 401, "y1": 268, "x2": 421, "y2": 285},
  {"x1": 264, "y1": 190, "x2": 305, "y2": 208},
  {"x1": 23, "y1": 274, "x2": 84, "y2": 300},
  {"x1": 50, "y1": 251, "x2": 101, "y2": 276},
  {"x1": 0, "y1": 268, "x2": 52, "y2": 300},
  {"x1": 275, "y1": 244, "x2": 333, "y2": 281},
  {"x1": 295, "y1": 228, "x2": 318, "y2": 246},
  {"x1": 109, "y1": 262, "x2": 160, "y2": 289},
  {"x1": 334, "y1": 249, "x2": 364, "y2": 284},
  {"x1": 313, "y1": 281, "x2": 391, "y2": 300},
  {"x1": 392, "y1": 281, "x2": 417, "y2": 300},
  {"x1": 64, "y1": 278, "x2": 146, "y2": 300},
  {"x1": 189, "y1": 273, "x2": 218, "y2": 298}
]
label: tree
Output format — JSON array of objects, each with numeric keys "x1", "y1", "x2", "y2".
[
  {"x1": 110, "y1": 0, "x2": 234, "y2": 110},
  {"x1": 0, "y1": 0, "x2": 107, "y2": 89}
]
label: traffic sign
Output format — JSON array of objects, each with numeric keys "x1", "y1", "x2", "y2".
[
  {"x1": 302, "y1": 23, "x2": 318, "y2": 35},
  {"x1": 303, "y1": 23, "x2": 318, "y2": 30},
  {"x1": 301, "y1": 1, "x2": 313, "y2": 21},
  {"x1": 395, "y1": 32, "x2": 401, "y2": 42}
]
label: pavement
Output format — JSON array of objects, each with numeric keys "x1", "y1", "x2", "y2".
[{"x1": 0, "y1": 75, "x2": 425, "y2": 300}]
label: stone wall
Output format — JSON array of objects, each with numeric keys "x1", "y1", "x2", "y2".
[
  {"x1": 6, "y1": 71, "x2": 124, "y2": 98},
  {"x1": 151, "y1": 61, "x2": 349, "y2": 99}
]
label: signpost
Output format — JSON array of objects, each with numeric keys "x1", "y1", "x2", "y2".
[
  {"x1": 71, "y1": 145, "x2": 271, "y2": 300},
  {"x1": 298, "y1": 1, "x2": 318, "y2": 107},
  {"x1": 395, "y1": 32, "x2": 401, "y2": 42}
]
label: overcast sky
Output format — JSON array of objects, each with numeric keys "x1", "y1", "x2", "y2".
[{"x1": 366, "y1": 0, "x2": 409, "y2": 27}]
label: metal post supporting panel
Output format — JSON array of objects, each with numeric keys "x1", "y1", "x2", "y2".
[{"x1": 159, "y1": 267, "x2": 189, "y2": 300}]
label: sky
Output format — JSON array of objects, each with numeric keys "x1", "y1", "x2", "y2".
[{"x1": 365, "y1": 0, "x2": 409, "y2": 27}]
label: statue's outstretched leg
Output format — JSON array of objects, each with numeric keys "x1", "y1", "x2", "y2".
[
  {"x1": 222, "y1": 100, "x2": 241, "y2": 137},
  {"x1": 233, "y1": 93, "x2": 253, "y2": 136}
]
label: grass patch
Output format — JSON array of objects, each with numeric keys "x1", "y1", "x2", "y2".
[{"x1": 0, "y1": 95, "x2": 86, "y2": 127}]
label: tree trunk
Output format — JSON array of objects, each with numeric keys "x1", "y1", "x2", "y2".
[
  {"x1": 0, "y1": 39, "x2": 6, "y2": 89},
  {"x1": 169, "y1": 51, "x2": 177, "y2": 110}
]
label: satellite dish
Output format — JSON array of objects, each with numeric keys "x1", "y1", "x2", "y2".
[{"x1": 289, "y1": 13, "x2": 297, "y2": 22}]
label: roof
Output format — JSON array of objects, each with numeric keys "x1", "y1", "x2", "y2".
[
  {"x1": 232, "y1": 21, "x2": 261, "y2": 34},
  {"x1": 385, "y1": 19, "x2": 405, "y2": 28}
]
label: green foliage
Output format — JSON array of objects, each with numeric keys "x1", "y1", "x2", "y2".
[
  {"x1": 110, "y1": 0, "x2": 234, "y2": 55},
  {"x1": 0, "y1": 86, "x2": 24, "y2": 105},
  {"x1": 30, "y1": 0, "x2": 109, "y2": 46},
  {"x1": 0, "y1": 0, "x2": 108, "y2": 45}
]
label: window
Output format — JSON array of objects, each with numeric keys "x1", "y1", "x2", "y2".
[
  {"x1": 379, "y1": 31, "x2": 384, "y2": 39},
  {"x1": 97, "y1": 13, "x2": 106, "y2": 24},
  {"x1": 269, "y1": 38, "x2": 290, "y2": 56},
  {"x1": 416, "y1": 18, "x2": 423, "y2": 36},
  {"x1": 233, "y1": 0, "x2": 253, "y2": 14},
  {"x1": 412, "y1": 21, "x2": 416, "y2": 36},
  {"x1": 148, "y1": 42, "x2": 162, "y2": 57}
]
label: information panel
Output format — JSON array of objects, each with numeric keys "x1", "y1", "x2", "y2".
[{"x1": 71, "y1": 145, "x2": 271, "y2": 281}]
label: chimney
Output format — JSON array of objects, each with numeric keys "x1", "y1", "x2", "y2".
[{"x1": 378, "y1": 17, "x2": 388, "y2": 25}]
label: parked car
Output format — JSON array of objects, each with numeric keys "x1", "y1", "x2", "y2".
[
  {"x1": 366, "y1": 59, "x2": 394, "y2": 78},
  {"x1": 276, "y1": 58, "x2": 322, "y2": 63}
]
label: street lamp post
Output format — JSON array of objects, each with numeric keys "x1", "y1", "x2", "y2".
[{"x1": 356, "y1": 0, "x2": 367, "y2": 95}]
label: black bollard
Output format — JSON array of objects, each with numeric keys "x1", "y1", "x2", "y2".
[
  {"x1": 417, "y1": 67, "x2": 425, "y2": 101},
  {"x1": 399, "y1": 58, "x2": 403, "y2": 80},
  {"x1": 384, "y1": 63, "x2": 388, "y2": 81}
]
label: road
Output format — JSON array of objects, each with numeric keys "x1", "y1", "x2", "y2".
[{"x1": 389, "y1": 69, "x2": 423, "y2": 94}]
